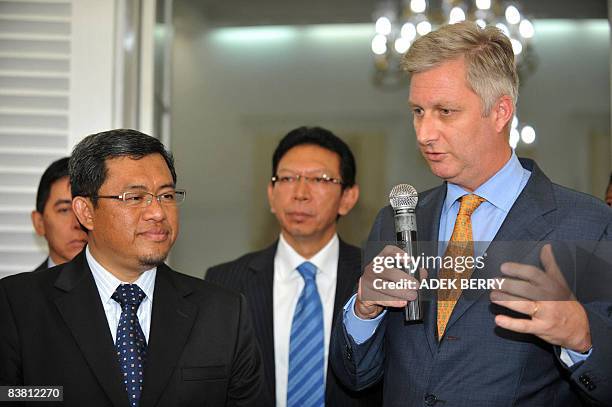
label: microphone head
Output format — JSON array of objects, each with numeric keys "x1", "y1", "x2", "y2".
[{"x1": 389, "y1": 184, "x2": 418, "y2": 210}]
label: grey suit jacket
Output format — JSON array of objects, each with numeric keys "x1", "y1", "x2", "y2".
[
  {"x1": 206, "y1": 239, "x2": 383, "y2": 407},
  {"x1": 330, "y1": 158, "x2": 612, "y2": 406}
]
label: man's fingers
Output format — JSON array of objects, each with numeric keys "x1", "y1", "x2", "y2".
[
  {"x1": 490, "y1": 295, "x2": 538, "y2": 317},
  {"x1": 539, "y1": 244, "x2": 570, "y2": 288},
  {"x1": 490, "y1": 290, "x2": 529, "y2": 303},
  {"x1": 419, "y1": 267, "x2": 428, "y2": 281},
  {"x1": 495, "y1": 278, "x2": 540, "y2": 300},
  {"x1": 500, "y1": 262, "x2": 541, "y2": 284},
  {"x1": 494, "y1": 314, "x2": 535, "y2": 333}
]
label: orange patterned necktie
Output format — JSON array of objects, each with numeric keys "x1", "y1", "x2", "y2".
[{"x1": 437, "y1": 194, "x2": 486, "y2": 339}]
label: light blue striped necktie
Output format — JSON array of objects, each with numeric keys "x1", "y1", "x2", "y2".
[{"x1": 287, "y1": 261, "x2": 325, "y2": 407}]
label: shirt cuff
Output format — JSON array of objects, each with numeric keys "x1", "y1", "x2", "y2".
[
  {"x1": 342, "y1": 293, "x2": 386, "y2": 345},
  {"x1": 559, "y1": 346, "x2": 592, "y2": 367}
]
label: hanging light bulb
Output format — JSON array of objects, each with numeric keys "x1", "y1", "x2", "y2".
[
  {"x1": 449, "y1": 7, "x2": 466, "y2": 24},
  {"x1": 401, "y1": 22, "x2": 417, "y2": 41},
  {"x1": 509, "y1": 128, "x2": 520, "y2": 148},
  {"x1": 476, "y1": 0, "x2": 491, "y2": 10},
  {"x1": 410, "y1": 0, "x2": 427, "y2": 13},
  {"x1": 519, "y1": 19, "x2": 535, "y2": 38},
  {"x1": 372, "y1": 34, "x2": 387, "y2": 55},
  {"x1": 394, "y1": 37, "x2": 411, "y2": 53},
  {"x1": 375, "y1": 16, "x2": 392, "y2": 35},
  {"x1": 495, "y1": 23, "x2": 510, "y2": 37},
  {"x1": 510, "y1": 38, "x2": 523, "y2": 55},
  {"x1": 416, "y1": 20, "x2": 432, "y2": 35},
  {"x1": 505, "y1": 5, "x2": 521, "y2": 25},
  {"x1": 521, "y1": 126, "x2": 536, "y2": 144}
]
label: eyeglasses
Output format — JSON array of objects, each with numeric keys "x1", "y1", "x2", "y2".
[
  {"x1": 271, "y1": 174, "x2": 343, "y2": 187},
  {"x1": 92, "y1": 190, "x2": 186, "y2": 208}
]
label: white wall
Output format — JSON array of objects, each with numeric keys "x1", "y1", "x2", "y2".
[{"x1": 169, "y1": 5, "x2": 610, "y2": 276}]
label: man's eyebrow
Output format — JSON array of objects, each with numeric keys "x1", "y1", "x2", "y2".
[
  {"x1": 125, "y1": 183, "x2": 176, "y2": 191},
  {"x1": 125, "y1": 185, "x2": 148, "y2": 190},
  {"x1": 53, "y1": 199, "x2": 72, "y2": 207}
]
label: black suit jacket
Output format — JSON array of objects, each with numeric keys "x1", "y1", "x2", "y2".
[
  {"x1": 206, "y1": 239, "x2": 382, "y2": 407},
  {"x1": 0, "y1": 251, "x2": 263, "y2": 407},
  {"x1": 32, "y1": 258, "x2": 48, "y2": 272}
]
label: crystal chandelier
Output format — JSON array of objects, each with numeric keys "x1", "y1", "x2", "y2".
[{"x1": 371, "y1": 0, "x2": 537, "y2": 146}]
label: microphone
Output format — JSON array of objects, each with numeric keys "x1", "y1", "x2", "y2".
[{"x1": 389, "y1": 184, "x2": 422, "y2": 322}]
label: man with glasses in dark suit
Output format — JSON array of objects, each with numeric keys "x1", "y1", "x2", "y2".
[
  {"x1": 1, "y1": 129, "x2": 263, "y2": 406},
  {"x1": 207, "y1": 126, "x2": 381, "y2": 407}
]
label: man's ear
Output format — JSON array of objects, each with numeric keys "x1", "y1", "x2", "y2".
[
  {"x1": 338, "y1": 184, "x2": 360, "y2": 217},
  {"x1": 72, "y1": 197, "x2": 95, "y2": 231},
  {"x1": 31, "y1": 210, "x2": 45, "y2": 236},
  {"x1": 267, "y1": 182, "x2": 276, "y2": 214},
  {"x1": 493, "y1": 95, "x2": 514, "y2": 133}
]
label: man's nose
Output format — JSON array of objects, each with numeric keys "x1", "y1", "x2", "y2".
[
  {"x1": 142, "y1": 196, "x2": 166, "y2": 220},
  {"x1": 292, "y1": 177, "x2": 311, "y2": 201},
  {"x1": 415, "y1": 114, "x2": 439, "y2": 146}
]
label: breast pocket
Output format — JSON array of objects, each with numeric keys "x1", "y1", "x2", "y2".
[{"x1": 181, "y1": 365, "x2": 227, "y2": 381}]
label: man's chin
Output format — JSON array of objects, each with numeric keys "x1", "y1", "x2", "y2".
[{"x1": 138, "y1": 252, "x2": 169, "y2": 268}]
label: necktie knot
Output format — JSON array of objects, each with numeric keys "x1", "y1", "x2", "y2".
[
  {"x1": 112, "y1": 284, "x2": 146, "y2": 309},
  {"x1": 458, "y1": 194, "x2": 485, "y2": 217},
  {"x1": 296, "y1": 261, "x2": 317, "y2": 282}
]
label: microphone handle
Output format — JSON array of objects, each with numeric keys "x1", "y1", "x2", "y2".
[{"x1": 396, "y1": 229, "x2": 422, "y2": 322}]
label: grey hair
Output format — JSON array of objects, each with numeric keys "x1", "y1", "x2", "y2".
[{"x1": 401, "y1": 21, "x2": 519, "y2": 116}]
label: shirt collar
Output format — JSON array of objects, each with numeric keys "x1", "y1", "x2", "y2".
[
  {"x1": 86, "y1": 245, "x2": 156, "y2": 303},
  {"x1": 47, "y1": 257, "x2": 56, "y2": 268},
  {"x1": 276, "y1": 233, "x2": 339, "y2": 280},
  {"x1": 443, "y1": 150, "x2": 526, "y2": 214}
]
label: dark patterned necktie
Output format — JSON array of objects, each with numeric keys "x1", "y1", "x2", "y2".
[{"x1": 112, "y1": 284, "x2": 147, "y2": 407}]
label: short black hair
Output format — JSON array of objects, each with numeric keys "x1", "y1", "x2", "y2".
[
  {"x1": 272, "y1": 126, "x2": 356, "y2": 189},
  {"x1": 70, "y1": 129, "x2": 176, "y2": 205},
  {"x1": 36, "y1": 157, "x2": 70, "y2": 213}
]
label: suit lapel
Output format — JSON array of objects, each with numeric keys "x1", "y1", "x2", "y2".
[
  {"x1": 34, "y1": 258, "x2": 49, "y2": 272},
  {"x1": 247, "y1": 243, "x2": 277, "y2": 402},
  {"x1": 53, "y1": 252, "x2": 130, "y2": 407},
  {"x1": 416, "y1": 186, "x2": 446, "y2": 355},
  {"x1": 444, "y1": 160, "x2": 557, "y2": 335},
  {"x1": 139, "y1": 265, "x2": 198, "y2": 407},
  {"x1": 332, "y1": 240, "x2": 361, "y2": 328}
]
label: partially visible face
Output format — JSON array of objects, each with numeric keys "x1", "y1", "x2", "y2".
[
  {"x1": 409, "y1": 57, "x2": 511, "y2": 191},
  {"x1": 267, "y1": 144, "x2": 358, "y2": 246},
  {"x1": 31, "y1": 176, "x2": 88, "y2": 265},
  {"x1": 81, "y1": 154, "x2": 179, "y2": 272}
]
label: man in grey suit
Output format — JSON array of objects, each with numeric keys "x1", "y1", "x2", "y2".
[{"x1": 331, "y1": 22, "x2": 612, "y2": 406}]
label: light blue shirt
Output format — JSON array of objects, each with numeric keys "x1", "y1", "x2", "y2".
[
  {"x1": 343, "y1": 151, "x2": 590, "y2": 365},
  {"x1": 86, "y1": 245, "x2": 156, "y2": 343}
]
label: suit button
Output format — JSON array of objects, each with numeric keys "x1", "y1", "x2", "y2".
[
  {"x1": 579, "y1": 374, "x2": 591, "y2": 385},
  {"x1": 587, "y1": 383, "x2": 596, "y2": 391},
  {"x1": 424, "y1": 394, "x2": 437, "y2": 406}
]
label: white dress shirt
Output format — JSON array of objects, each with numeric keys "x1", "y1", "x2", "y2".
[
  {"x1": 273, "y1": 233, "x2": 339, "y2": 407},
  {"x1": 86, "y1": 245, "x2": 156, "y2": 343}
]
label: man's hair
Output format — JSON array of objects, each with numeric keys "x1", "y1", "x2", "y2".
[
  {"x1": 36, "y1": 157, "x2": 70, "y2": 213},
  {"x1": 69, "y1": 129, "x2": 176, "y2": 205},
  {"x1": 401, "y1": 21, "x2": 518, "y2": 116},
  {"x1": 272, "y1": 126, "x2": 356, "y2": 189}
]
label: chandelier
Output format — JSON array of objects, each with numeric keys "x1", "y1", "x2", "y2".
[{"x1": 371, "y1": 0, "x2": 537, "y2": 147}]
